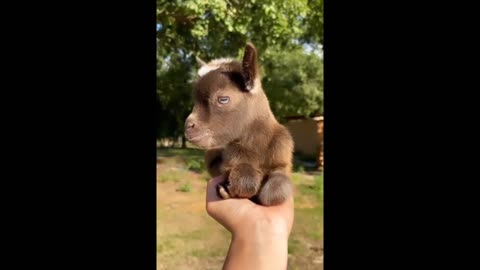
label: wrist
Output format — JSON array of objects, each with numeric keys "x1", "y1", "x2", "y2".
[{"x1": 225, "y1": 216, "x2": 289, "y2": 270}]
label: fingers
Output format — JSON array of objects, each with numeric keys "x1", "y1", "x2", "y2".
[
  {"x1": 206, "y1": 175, "x2": 226, "y2": 204},
  {"x1": 205, "y1": 175, "x2": 294, "y2": 234},
  {"x1": 206, "y1": 175, "x2": 256, "y2": 232}
]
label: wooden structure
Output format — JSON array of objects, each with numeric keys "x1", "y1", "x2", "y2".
[
  {"x1": 315, "y1": 116, "x2": 324, "y2": 170},
  {"x1": 284, "y1": 116, "x2": 324, "y2": 170}
]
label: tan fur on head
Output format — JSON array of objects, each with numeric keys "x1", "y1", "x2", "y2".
[
  {"x1": 197, "y1": 58, "x2": 236, "y2": 77},
  {"x1": 185, "y1": 42, "x2": 293, "y2": 206},
  {"x1": 195, "y1": 43, "x2": 262, "y2": 94}
]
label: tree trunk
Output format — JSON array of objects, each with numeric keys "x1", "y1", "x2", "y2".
[{"x1": 181, "y1": 135, "x2": 187, "y2": 148}]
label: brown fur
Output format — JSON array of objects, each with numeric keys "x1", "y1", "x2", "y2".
[{"x1": 185, "y1": 43, "x2": 294, "y2": 206}]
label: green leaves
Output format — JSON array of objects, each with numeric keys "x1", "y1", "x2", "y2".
[
  {"x1": 262, "y1": 47, "x2": 324, "y2": 119},
  {"x1": 191, "y1": 23, "x2": 207, "y2": 38},
  {"x1": 156, "y1": 0, "x2": 324, "y2": 139},
  {"x1": 157, "y1": 0, "x2": 322, "y2": 56}
]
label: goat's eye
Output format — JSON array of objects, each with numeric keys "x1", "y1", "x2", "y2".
[{"x1": 217, "y1": 96, "x2": 230, "y2": 104}]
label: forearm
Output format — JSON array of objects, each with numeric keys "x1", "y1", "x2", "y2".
[{"x1": 223, "y1": 220, "x2": 289, "y2": 270}]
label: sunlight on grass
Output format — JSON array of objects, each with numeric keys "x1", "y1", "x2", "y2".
[{"x1": 157, "y1": 148, "x2": 323, "y2": 269}]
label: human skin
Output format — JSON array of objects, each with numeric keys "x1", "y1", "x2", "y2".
[{"x1": 206, "y1": 175, "x2": 294, "y2": 270}]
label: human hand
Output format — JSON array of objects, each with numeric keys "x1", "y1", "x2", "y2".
[
  {"x1": 206, "y1": 175, "x2": 294, "y2": 235},
  {"x1": 206, "y1": 175, "x2": 294, "y2": 270}
]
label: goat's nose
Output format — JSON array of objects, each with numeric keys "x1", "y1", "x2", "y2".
[{"x1": 185, "y1": 119, "x2": 195, "y2": 130}]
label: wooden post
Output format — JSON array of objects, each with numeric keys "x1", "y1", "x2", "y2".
[{"x1": 315, "y1": 116, "x2": 324, "y2": 171}]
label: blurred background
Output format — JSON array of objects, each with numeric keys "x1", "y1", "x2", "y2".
[{"x1": 157, "y1": 0, "x2": 323, "y2": 269}]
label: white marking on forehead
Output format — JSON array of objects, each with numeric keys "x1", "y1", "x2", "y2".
[
  {"x1": 198, "y1": 65, "x2": 220, "y2": 77},
  {"x1": 210, "y1": 58, "x2": 234, "y2": 65},
  {"x1": 197, "y1": 58, "x2": 235, "y2": 77}
]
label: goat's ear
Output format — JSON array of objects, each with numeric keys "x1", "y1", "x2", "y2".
[
  {"x1": 242, "y1": 42, "x2": 258, "y2": 91},
  {"x1": 196, "y1": 56, "x2": 207, "y2": 67}
]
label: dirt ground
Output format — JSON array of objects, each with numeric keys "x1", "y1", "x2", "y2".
[{"x1": 157, "y1": 153, "x2": 323, "y2": 270}]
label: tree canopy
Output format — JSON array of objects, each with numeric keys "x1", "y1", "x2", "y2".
[{"x1": 157, "y1": 0, "x2": 323, "y2": 142}]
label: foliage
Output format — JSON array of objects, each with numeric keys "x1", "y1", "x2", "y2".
[
  {"x1": 156, "y1": 0, "x2": 323, "y2": 140},
  {"x1": 157, "y1": 0, "x2": 320, "y2": 57},
  {"x1": 262, "y1": 47, "x2": 323, "y2": 119}
]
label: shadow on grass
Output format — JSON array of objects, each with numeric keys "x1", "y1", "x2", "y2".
[
  {"x1": 293, "y1": 152, "x2": 322, "y2": 174},
  {"x1": 157, "y1": 147, "x2": 204, "y2": 158},
  {"x1": 158, "y1": 147, "x2": 322, "y2": 174},
  {"x1": 157, "y1": 147, "x2": 206, "y2": 173}
]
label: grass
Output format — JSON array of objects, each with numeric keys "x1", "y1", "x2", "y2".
[
  {"x1": 177, "y1": 182, "x2": 192, "y2": 192},
  {"x1": 189, "y1": 247, "x2": 226, "y2": 258},
  {"x1": 288, "y1": 238, "x2": 302, "y2": 254},
  {"x1": 157, "y1": 170, "x2": 190, "y2": 183},
  {"x1": 156, "y1": 239, "x2": 174, "y2": 253},
  {"x1": 200, "y1": 171, "x2": 211, "y2": 181},
  {"x1": 186, "y1": 157, "x2": 205, "y2": 172},
  {"x1": 157, "y1": 147, "x2": 204, "y2": 159},
  {"x1": 158, "y1": 147, "x2": 206, "y2": 172},
  {"x1": 157, "y1": 147, "x2": 323, "y2": 269},
  {"x1": 159, "y1": 173, "x2": 179, "y2": 183},
  {"x1": 298, "y1": 174, "x2": 323, "y2": 201}
]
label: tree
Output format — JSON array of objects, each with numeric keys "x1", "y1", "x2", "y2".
[
  {"x1": 262, "y1": 47, "x2": 323, "y2": 120},
  {"x1": 156, "y1": 48, "x2": 195, "y2": 147},
  {"x1": 301, "y1": 0, "x2": 324, "y2": 45},
  {"x1": 156, "y1": 0, "x2": 323, "y2": 142},
  {"x1": 157, "y1": 0, "x2": 320, "y2": 58}
]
